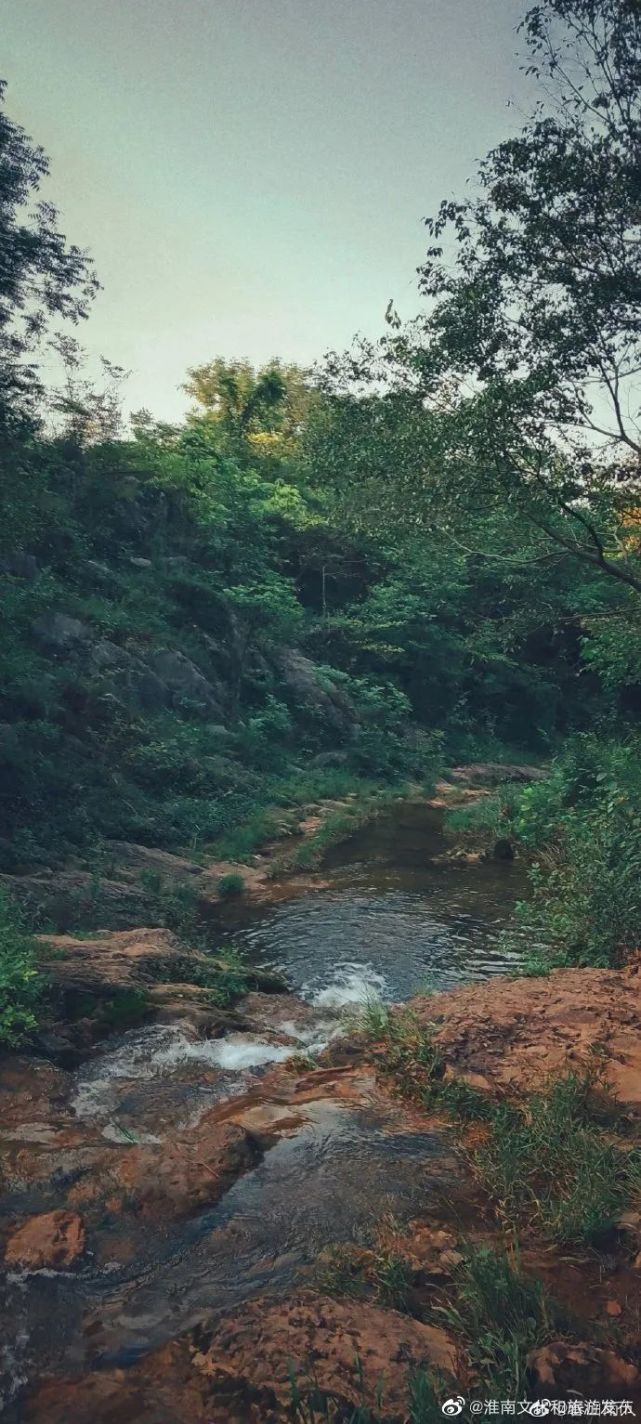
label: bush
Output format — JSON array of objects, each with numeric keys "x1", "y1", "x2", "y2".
[
  {"x1": 514, "y1": 735, "x2": 641, "y2": 967},
  {"x1": 217, "y1": 872, "x2": 245, "y2": 897},
  {"x1": 0, "y1": 890, "x2": 42, "y2": 1045}
]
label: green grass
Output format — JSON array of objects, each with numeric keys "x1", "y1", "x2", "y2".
[
  {"x1": 443, "y1": 785, "x2": 524, "y2": 850},
  {"x1": 361, "y1": 1007, "x2": 641, "y2": 1245},
  {"x1": 0, "y1": 889, "x2": 43, "y2": 1045},
  {"x1": 357, "y1": 1001, "x2": 495, "y2": 1120},
  {"x1": 318, "y1": 1240, "x2": 413, "y2": 1314},
  {"x1": 288, "y1": 808, "x2": 366, "y2": 870},
  {"x1": 440, "y1": 1245, "x2": 564, "y2": 1397},
  {"x1": 473, "y1": 1066, "x2": 641, "y2": 1245},
  {"x1": 164, "y1": 944, "x2": 253, "y2": 1007},
  {"x1": 65, "y1": 986, "x2": 150, "y2": 1031},
  {"x1": 213, "y1": 808, "x2": 282, "y2": 862}
]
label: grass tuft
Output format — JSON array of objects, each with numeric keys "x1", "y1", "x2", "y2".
[{"x1": 440, "y1": 1245, "x2": 564, "y2": 1397}]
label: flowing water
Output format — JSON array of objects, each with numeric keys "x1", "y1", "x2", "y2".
[{"x1": 0, "y1": 801, "x2": 528, "y2": 1412}]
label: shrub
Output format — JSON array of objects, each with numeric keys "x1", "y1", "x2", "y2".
[
  {"x1": 217, "y1": 872, "x2": 245, "y2": 897},
  {"x1": 0, "y1": 890, "x2": 42, "y2": 1046},
  {"x1": 513, "y1": 735, "x2": 641, "y2": 968}
]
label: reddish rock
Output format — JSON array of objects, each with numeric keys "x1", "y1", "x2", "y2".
[
  {"x1": 404, "y1": 961, "x2": 641, "y2": 1105},
  {"x1": 112, "y1": 1117, "x2": 260, "y2": 1218},
  {"x1": 24, "y1": 1294, "x2": 459, "y2": 1422},
  {"x1": 190, "y1": 1293, "x2": 460, "y2": 1410},
  {"x1": 528, "y1": 1341, "x2": 638, "y2": 1393},
  {"x1": 5, "y1": 1209, "x2": 85, "y2": 1269}
]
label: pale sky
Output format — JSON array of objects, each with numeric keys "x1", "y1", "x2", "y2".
[{"x1": 2, "y1": 0, "x2": 527, "y2": 421}]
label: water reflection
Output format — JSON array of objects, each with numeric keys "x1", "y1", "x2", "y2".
[{"x1": 215, "y1": 801, "x2": 527, "y2": 1002}]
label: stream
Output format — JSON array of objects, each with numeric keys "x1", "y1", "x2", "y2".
[{"x1": 0, "y1": 801, "x2": 528, "y2": 1414}]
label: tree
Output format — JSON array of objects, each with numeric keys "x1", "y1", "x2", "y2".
[
  {"x1": 0, "y1": 80, "x2": 98, "y2": 436},
  {"x1": 346, "y1": 1, "x2": 641, "y2": 595},
  {"x1": 183, "y1": 357, "x2": 317, "y2": 461}
]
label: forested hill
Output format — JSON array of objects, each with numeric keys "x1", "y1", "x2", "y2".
[
  {"x1": 2, "y1": 0, "x2": 641, "y2": 982},
  {"x1": 0, "y1": 352, "x2": 629, "y2": 877}
]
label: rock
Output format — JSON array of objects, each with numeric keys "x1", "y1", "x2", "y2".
[
  {"x1": 145, "y1": 982, "x2": 245, "y2": 1035},
  {"x1": 145, "y1": 649, "x2": 223, "y2": 715},
  {"x1": 35, "y1": 927, "x2": 188, "y2": 992},
  {"x1": 0, "y1": 550, "x2": 39, "y2": 580},
  {"x1": 240, "y1": 991, "x2": 319, "y2": 1037},
  {"x1": 189, "y1": 1294, "x2": 459, "y2": 1409},
  {"x1": 407, "y1": 958, "x2": 641, "y2": 1105},
  {"x1": 2, "y1": 870, "x2": 152, "y2": 932},
  {"x1": 104, "y1": 841, "x2": 207, "y2": 886},
  {"x1": 34, "y1": 925, "x2": 287, "y2": 1001},
  {"x1": 129, "y1": 556, "x2": 152, "y2": 568},
  {"x1": 311, "y1": 749, "x2": 350, "y2": 768},
  {"x1": 31, "y1": 612, "x2": 90, "y2": 652},
  {"x1": 84, "y1": 559, "x2": 112, "y2": 581},
  {"x1": 528, "y1": 1340, "x2": 638, "y2": 1392},
  {"x1": 90, "y1": 643, "x2": 223, "y2": 716},
  {"x1": 111, "y1": 1118, "x2": 261, "y2": 1219},
  {"x1": 0, "y1": 722, "x2": 20, "y2": 758},
  {"x1": 276, "y1": 649, "x2": 356, "y2": 736},
  {"x1": 90, "y1": 640, "x2": 170, "y2": 713},
  {"x1": 4, "y1": 1210, "x2": 85, "y2": 1269},
  {"x1": 23, "y1": 1293, "x2": 459, "y2": 1423},
  {"x1": 447, "y1": 762, "x2": 546, "y2": 786}
]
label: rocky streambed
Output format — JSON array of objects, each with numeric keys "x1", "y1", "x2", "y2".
[{"x1": 3, "y1": 785, "x2": 641, "y2": 1419}]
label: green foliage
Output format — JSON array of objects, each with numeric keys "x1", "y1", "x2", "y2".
[
  {"x1": 442, "y1": 1246, "x2": 563, "y2": 1397},
  {"x1": 361, "y1": 1004, "x2": 493, "y2": 1121},
  {"x1": 473, "y1": 1067, "x2": 639, "y2": 1246},
  {"x1": 0, "y1": 81, "x2": 98, "y2": 441},
  {"x1": 216, "y1": 872, "x2": 245, "y2": 898},
  {"x1": 364, "y1": 1004, "x2": 641, "y2": 1246},
  {"x1": 286, "y1": 1357, "x2": 444, "y2": 1423},
  {"x1": 345, "y1": 1, "x2": 641, "y2": 599},
  {"x1": 66, "y1": 986, "x2": 150, "y2": 1032},
  {"x1": 201, "y1": 949, "x2": 251, "y2": 1008},
  {"x1": 513, "y1": 736, "x2": 641, "y2": 967},
  {"x1": 0, "y1": 890, "x2": 42, "y2": 1045},
  {"x1": 444, "y1": 786, "x2": 524, "y2": 849},
  {"x1": 319, "y1": 1238, "x2": 413, "y2": 1315}
]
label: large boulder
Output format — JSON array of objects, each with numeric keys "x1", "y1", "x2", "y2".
[
  {"x1": 31, "y1": 612, "x2": 90, "y2": 652},
  {"x1": 35, "y1": 926, "x2": 189, "y2": 992},
  {"x1": 90, "y1": 639, "x2": 169, "y2": 712},
  {"x1": 447, "y1": 762, "x2": 546, "y2": 786},
  {"x1": 1, "y1": 551, "x2": 39, "y2": 580},
  {"x1": 90, "y1": 642, "x2": 223, "y2": 716},
  {"x1": 23, "y1": 1294, "x2": 458, "y2": 1422},
  {"x1": 275, "y1": 649, "x2": 356, "y2": 736},
  {"x1": 1, "y1": 871, "x2": 152, "y2": 932},
  {"x1": 144, "y1": 649, "x2": 223, "y2": 715}
]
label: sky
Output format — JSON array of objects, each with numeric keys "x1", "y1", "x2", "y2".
[{"x1": 2, "y1": 0, "x2": 527, "y2": 422}]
